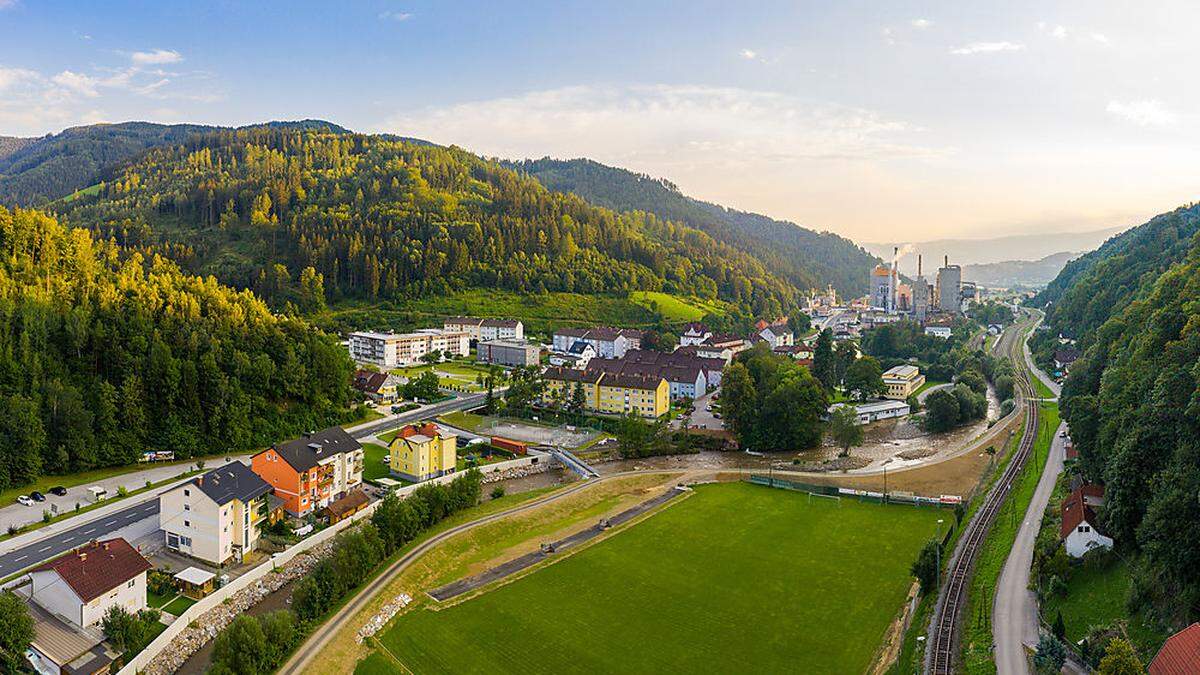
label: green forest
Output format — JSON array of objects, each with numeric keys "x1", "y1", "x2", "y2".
[
  {"x1": 1036, "y1": 201, "x2": 1200, "y2": 626},
  {"x1": 509, "y1": 157, "x2": 878, "y2": 298},
  {"x1": 53, "y1": 128, "x2": 803, "y2": 320},
  {"x1": 0, "y1": 207, "x2": 355, "y2": 491}
]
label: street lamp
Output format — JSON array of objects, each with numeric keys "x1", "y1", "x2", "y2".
[{"x1": 935, "y1": 518, "x2": 945, "y2": 590}]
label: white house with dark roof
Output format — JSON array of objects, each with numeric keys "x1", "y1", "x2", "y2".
[
  {"x1": 552, "y1": 327, "x2": 643, "y2": 358},
  {"x1": 679, "y1": 323, "x2": 712, "y2": 347},
  {"x1": 160, "y1": 461, "x2": 274, "y2": 565},
  {"x1": 26, "y1": 538, "x2": 150, "y2": 629}
]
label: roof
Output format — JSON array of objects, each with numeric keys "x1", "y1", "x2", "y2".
[
  {"x1": 444, "y1": 316, "x2": 484, "y2": 326},
  {"x1": 396, "y1": 422, "x2": 441, "y2": 440},
  {"x1": 269, "y1": 426, "x2": 363, "y2": 473},
  {"x1": 598, "y1": 372, "x2": 664, "y2": 390},
  {"x1": 1054, "y1": 348, "x2": 1081, "y2": 364},
  {"x1": 482, "y1": 318, "x2": 521, "y2": 328},
  {"x1": 31, "y1": 538, "x2": 151, "y2": 603},
  {"x1": 883, "y1": 364, "x2": 921, "y2": 379},
  {"x1": 554, "y1": 327, "x2": 590, "y2": 338},
  {"x1": 567, "y1": 341, "x2": 594, "y2": 355},
  {"x1": 1061, "y1": 484, "x2": 1105, "y2": 539},
  {"x1": 682, "y1": 322, "x2": 710, "y2": 334},
  {"x1": 480, "y1": 338, "x2": 535, "y2": 349},
  {"x1": 326, "y1": 489, "x2": 369, "y2": 518},
  {"x1": 352, "y1": 369, "x2": 390, "y2": 394},
  {"x1": 1150, "y1": 622, "x2": 1200, "y2": 675},
  {"x1": 556, "y1": 326, "x2": 642, "y2": 342},
  {"x1": 174, "y1": 566, "x2": 216, "y2": 585},
  {"x1": 831, "y1": 400, "x2": 910, "y2": 415},
  {"x1": 543, "y1": 366, "x2": 603, "y2": 384},
  {"x1": 191, "y1": 461, "x2": 272, "y2": 505},
  {"x1": 25, "y1": 600, "x2": 107, "y2": 667}
]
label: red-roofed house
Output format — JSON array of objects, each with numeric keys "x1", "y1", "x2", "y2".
[
  {"x1": 27, "y1": 538, "x2": 151, "y2": 628},
  {"x1": 1150, "y1": 622, "x2": 1200, "y2": 675},
  {"x1": 1060, "y1": 484, "x2": 1112, "y2": 558}
]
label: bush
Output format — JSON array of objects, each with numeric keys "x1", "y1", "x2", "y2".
[
  {"x1": 102, "y1": 606, "x2": 162, "y2": 659},
  {"x1": 491, "y1": 485, "x2": 506, "y2": 500},
  {"x1": 910, "y1": 539, "x2": 940, "y2": 594},
  {"x1": 211, "y1": 611, "x2": 297, "y2": 675},
  {"x1": 116, "y1": 486, "x2": 129, "y2": 498}
]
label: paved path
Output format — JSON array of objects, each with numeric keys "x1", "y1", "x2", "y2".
[{"x1": 917, "y1": 382, "x2": 954, "y2": 403}]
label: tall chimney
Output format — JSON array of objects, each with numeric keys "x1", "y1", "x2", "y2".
[
  {"x1": 918, "y1": 254, "x2": 923, "y2": 277},
  {"x1": 944, "y1": 255, "x2": 948, "y2": 268}
]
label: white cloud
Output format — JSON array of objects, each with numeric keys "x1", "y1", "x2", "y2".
[
  {"x1": 52, "y1": 70, "x2": 100, "y2": 97},
  {"x1": 0, "y1": 66, "x2": 39, "y2": 91},
  {"x1": 1091, "y1": 32, "x2": 1110, "y2": 45},
  {"x1": 379, "y1": 10, "x2": 412, "y2": 21},
  {"x1": 739, "y1": 49, "x2": 758, "y2": 60},
  {"x1": 910, "y1": 19, "x2": 933, "y2": 29},
  {"x1": 1051, "y1": 25, "x2": 1068, "y2": 39},
  {"x1": 950, "y1": 41, "x2": 1024, "y2": 55},
  {"x1": 131, "y1": 49, "x2": 182, "y2": 65},
  {"x1": 1106, "y1": 99, "x2": 1177, "y2": 127},
  {"x1": 0, "y1": 0, "x2": 16, "y2": 9}
]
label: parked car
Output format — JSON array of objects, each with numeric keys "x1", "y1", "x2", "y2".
[
  {"x1": 29, "y1": 491, "x2": 45, "y2": 502},
  {"x1": 49, "y1": 486, "x2": 67, "y2": 496},
  {"x1": 16, "y1": 495, "x2": 34, "y2": 506}
]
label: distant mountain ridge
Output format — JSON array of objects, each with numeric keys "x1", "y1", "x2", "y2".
[
  {"x1": 0, "y1": 119, "x2": 348, "y2": 205},
  {"x1": 960, "y1": 251, "x2": 1080, "y2": 288},
  {"x1": 867, "y1": 227, "x2": 1125, "y2": 273},
  {"x1": 506, "y1": 157, "x2": 878, "y2": 297}
]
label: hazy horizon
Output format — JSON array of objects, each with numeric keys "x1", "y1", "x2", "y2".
[{"x1": 3, "y1": 0, "x2": 1198, "y2": 242}]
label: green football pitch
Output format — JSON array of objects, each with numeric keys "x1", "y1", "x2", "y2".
[{"x1": 358, "y1": 481, "x2": 945, "y2": 674}]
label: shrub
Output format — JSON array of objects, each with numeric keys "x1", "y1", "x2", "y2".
[{"x1": 491, "y1": 485, "x2": 506, "y2": 500}]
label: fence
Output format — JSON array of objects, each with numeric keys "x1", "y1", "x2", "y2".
[
  {"x1": 120, "y1": 450, "x2": 554, "y2": 673},
  {"x1": 747, "y1": 475, "x2": 960, "y2": 509}
]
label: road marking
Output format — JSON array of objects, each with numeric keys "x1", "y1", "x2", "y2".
[
  {"x1": 14, "y1": 555, "x2": 26, "y2": 562},
  {"x1": 104, "y1": 520, "x2": 117, "y2": 526},
  {"x1": 38, "y1": 546, "x2": 50, "y2": 552},
  {"x1": 83, "y1": 528, "x2": 95, "y2": 534}
]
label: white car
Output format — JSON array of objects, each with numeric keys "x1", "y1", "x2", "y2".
[{"x1": 16, "y1": 495, "x2": 34, "y2": 507}]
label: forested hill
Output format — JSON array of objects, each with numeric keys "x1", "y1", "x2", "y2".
[
  {"x1": 0, "y1": 120, "x2": 348, "y2": 206},
  {"x1": 1031, "y1": 203, "x2": 1200, "y2": 347},
  {"x1": 0, "y1": 207, "x2": 354, "y2": 491},
  {"x1": 1056, "y1": 220, "x2": 1200, "y2": 626},
  {"x1": 56, "y1": 128, "x2": 800, "y2": 318},
  {"x1": 506, "y1": 157, "x2": 878, "y2": 297}
]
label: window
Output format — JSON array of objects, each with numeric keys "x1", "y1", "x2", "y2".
[
  {"x1": 183, "y1": 489, "x2": 190, "y2": 497},
  {"x1": 180, "y1": 535, "x2": 192, "y2": 547},
  {"x1": 184, "y1": 504, "x2": 190, "y2": 511},
  {"x1": 183, "y1": 520, "x2": 190, "y2": 528},
  {"x1": 128, "y1": 579, "x2": 135, "y2": 588}
]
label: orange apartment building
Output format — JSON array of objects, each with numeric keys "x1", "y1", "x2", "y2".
[{"x1": 251, "y1": 426, "x2": 364, "y2": 517}]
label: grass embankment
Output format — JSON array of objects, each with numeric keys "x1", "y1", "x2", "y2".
[
  {"x1": 303, "y1": 472, "x2": 677, "y2": 674},
  {"x1": 342, "y1": 408, "x2": 385, "y2": 428},
  {"x1": 959, "y1": 401, "x2": 1060, "y2": 673},
  {"x1": 389, "y1": 361, "x2": 495, "y2": 393},
  {"x1": 628, "y1": 290, "x2": 727, "y2": 321},
  {"x1": 913, "y1": 379, "x2": 949, "y2": 397},
  {"x1": 1031, "y1": 372, "x2": 1056, "y2": 400},
  {"x1": 360, "y1": 482, "x2": 942, "y2": 675},
  {"x1": 1040, "y1": 557, "x2": 1165, "y2": 662}
]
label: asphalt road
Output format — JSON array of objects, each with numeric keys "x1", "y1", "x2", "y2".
[
  {"x1": 0, "y1": 391, "x2": 487, "y2": 579},
  {"x1": 0, "y1": 499, "x2": 159, "y2": 578}
]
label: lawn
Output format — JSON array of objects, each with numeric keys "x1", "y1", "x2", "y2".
[
  {"x1": 628, "y1": 290, "x2": 727, "y2": 322},
  {"x1": 390, "y1": 361, "x2": 494, "y2": 393},
  {"x1": 363, "y1": 481, "x2": 943, "y2": 674},
  {"x1": 436, "y1": 410, "x2": 487, "y2": 432},
  {"x1": 161, "y1": 594, "x2": 196, "y2": 617},
  {"x1": 362, "y1": 443, "x2": 391, "y2": 482},
  {"x1": 913, "y1": 379, "x2": 948, "y2": 397},
  {"x1": 1041, "y1": 558, "x2": 1166, "y2": 663}
]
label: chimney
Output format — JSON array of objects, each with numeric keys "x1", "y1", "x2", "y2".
[
  {"x1": 944, "y1": 255, "x2": 949, "y2": 268},
  {"x1": 918, "y1": 255, "x2": 922, "y2": 277}
]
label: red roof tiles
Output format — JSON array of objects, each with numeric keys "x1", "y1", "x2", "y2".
[
  {"x1": 32, "y1": 538, "x2": 151, "y2": 602},
  {"x1": 1150, "y1": 622, "x2": 1200, "y2": 675}
]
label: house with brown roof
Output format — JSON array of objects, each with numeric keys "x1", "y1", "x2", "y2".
[
  {"x1": 1060, "y1": 484, "x2": 1112, "y2": 558},
  {"x1": 587, "y1": 349, "x2": 725, "y2": 399},
  {"x1": 325, "y1": 489, "x2": 370, "y2": 524},
  {"x1": 22, "y1": 599, "x2": 118, "y2": 675},
  {"x1": 26, "y1": 538, "x2": 151, "y2": 628},
  {"x1": 1150, "y1": 622, "x2": 1200, "y2": 675},
  {"x1": 351, "y1": 369, "x2": 400, "y2": 402}
]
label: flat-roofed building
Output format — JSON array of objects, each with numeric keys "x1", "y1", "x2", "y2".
[
  {"x1": 348, "y1": 329, "x2": 469, "y2": 368},
  {"x1": 477, "y1": 339, "x2": 540, "y2": 367},
  {"x1": 882, "y1": 364, "x2": 925, "y2": 400}
]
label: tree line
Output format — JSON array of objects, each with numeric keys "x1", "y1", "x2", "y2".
[{"x1": 0, "y1": 207, "x2": 356, "y2": 491}]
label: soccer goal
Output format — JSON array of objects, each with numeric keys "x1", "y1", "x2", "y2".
[{"x1": 807, "y1": 492, "x2": 842, "y2": 505}]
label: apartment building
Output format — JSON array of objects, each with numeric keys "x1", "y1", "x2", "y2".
[
  {"x1": 252, "y1": 426, "x2": 364, "y2": 516},
  {"x1": 348, "y1": 329, "x2": 469, "y2": 368},
  {"x1": 443, "y1": 317, "x2": 524, "y2": 342},
  {"x1": 476, "y1": 339, "x2": 540, "y2": 367},
  {"x1": 160, "y1": 461, "x2": 273, "y2": 565},
  {"x1": 552, "y1": 327, "x2": 644, "y2": 359},
  {"x1": 542, "y1": 367, "x2": 668, "y2": 418},
  {"x1": 388, "y1": 423, "x2": 457, "y2": 482}
]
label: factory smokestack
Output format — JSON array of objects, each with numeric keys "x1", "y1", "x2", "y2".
[
  {"x1": 918, "y1": 254, "x2": 922, "y2": 277},
  {"x1": 944, "y1": 255, "x2": 949, "y2": 268}
]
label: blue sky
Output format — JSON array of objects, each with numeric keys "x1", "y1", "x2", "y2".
[{"x1": 2, "y1": 1, "x2": 1198, "y2": 242}]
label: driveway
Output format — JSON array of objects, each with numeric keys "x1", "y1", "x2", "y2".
[{"x1": 683, "y1": 387, "x2": 724, "y2": 431}]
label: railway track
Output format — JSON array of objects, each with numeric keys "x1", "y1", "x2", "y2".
[{"x1": 926, "y1": 316, "x2": 1041, "y2": 674}]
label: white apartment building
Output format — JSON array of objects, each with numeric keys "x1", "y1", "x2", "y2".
[
  {"x1": 443, "y1": 317, "x2": 524, "y2": 342},
  {"x1": 348, "y1": 329, "x2": 470, "y2": 367},
  {"x1": 26, "y1": 538, "x2": 150, "y2": 628},
  {"x1": 160, "y1": 461, "x2": 273, "y2": 566}
]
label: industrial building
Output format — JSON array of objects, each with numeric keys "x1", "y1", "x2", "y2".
[
  {"x1": 477, "y1": 339, "x2": 541, "y2": 367},
  {"x1": 936, "y1": 256, "x2": 962, "y2": 313}
]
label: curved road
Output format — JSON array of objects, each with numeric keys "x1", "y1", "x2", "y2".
[{"x1": 278, "y1": 470, "x2": 677, "y2": 675}]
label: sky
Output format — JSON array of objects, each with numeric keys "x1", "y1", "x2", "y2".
[{"x1": 2, "y1": 0, "x2": 1199, "y2": 243}]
